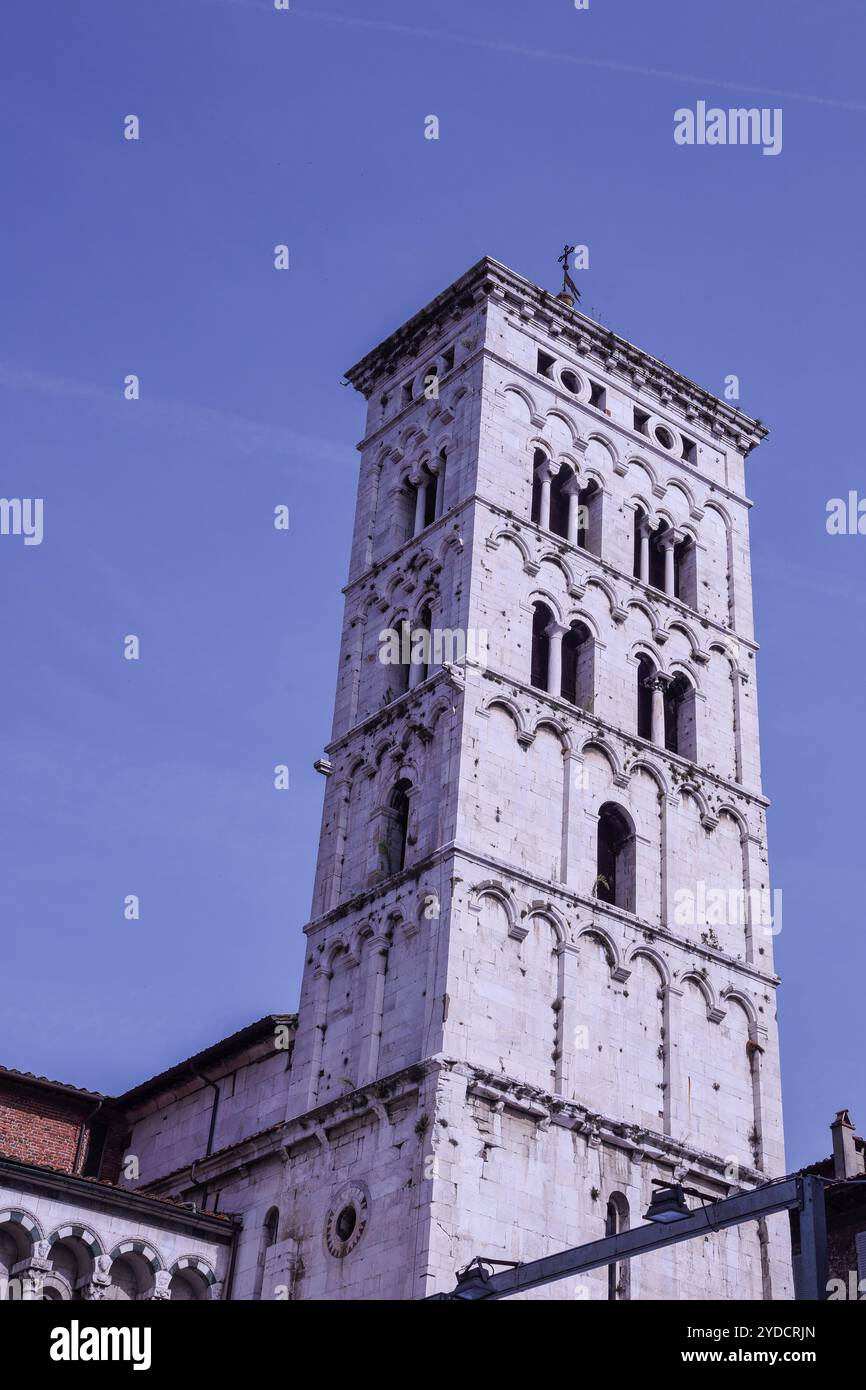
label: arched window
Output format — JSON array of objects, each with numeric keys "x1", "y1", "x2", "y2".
[
  {"x1": 636, "y1": 654, "x2": 656, "y2": 741},
  {"x1": 109, "y1": 1254, "x2": 151, "y2": 1301},
  {"x1": 663, "y1": 673, "x2": 697, "y2": 759},
  {"x1": 561, "y1": 621, "x2": 594, "y2": 710},
  {"x1": 596, "y1": 803, "x2": 636, "y2": 914},
  {"x1": 649, "y1": 520, "x2": 668, "y2": 590},
  {"x1": 413, "y1": 606, "x2": 433, "y2": 685},
  {"x1": 403, "y1": 465, "x2": 438, "y2": 540},
  {"x1": 674, "y1": 533, "x2": 697, "y2": 606},
  {"x1": 422, "y1": 464, "x2": 438, "y2": 529},
  {"x1": 531, "y1": 602, "x2": 552, "y2": 691},
  {"x1": 253, "y1": 1207, "x2": 280, "y2": 1301},
  {"x1": 548, "y1": 466, "x2": 571, "y2": 539},
  {"x1": 170, "y1": 1267, "x2": 211, "y2": 1301},
  {"x1": 384, "y1": 779, "x2": 412, "y2": 875},
  {"x1": 398, "y1": 477, "x2": 416, "y2": 544},
  {"x1": 577, "y1": 480, "x2": 602, "y2": 555},
  {"x1": 382, "y1": 618, "x2": 411, "y2": 702},
  {"x1": 633, "y1": 508, "x2": 649, "y2": 580},
  {"x1": 531, "y1": 449, "x2": 548, "y2": 526},
  {"x1": 436, "y1": 448, "x2": 448, "y2": 517},
  {"x1": 605, "y1": 1193, "x2": 630, "y2": 1300}
]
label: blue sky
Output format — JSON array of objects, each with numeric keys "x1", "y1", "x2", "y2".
[{"x1": 1, "y1": 0, "x2": 863, "y2": 1170}]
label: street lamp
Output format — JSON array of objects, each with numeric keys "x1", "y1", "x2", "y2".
[{"x1": 644, "y1": 1183, "x2": 690, "y2": 1223}]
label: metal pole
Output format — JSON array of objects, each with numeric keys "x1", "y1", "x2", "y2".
[
  {"x1": 429, "y1": 1176, "x2": 803, "y2": 1300},
  {"x1": 796, "y1": 1174, "x2": 828, "y2": 1301}
]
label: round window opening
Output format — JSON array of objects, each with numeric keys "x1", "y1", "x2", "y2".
[
  {"x1": 335, "y1": 1206, "x2": 356, "y2": 1242},
  {"x1": 655, "y1": 425, "x2": 675, "y2": 450},
  {"x1": 325, "y1": 1184, "x2": 369, "y2": 1258},
  {"x1": 561, "y1": 370, "x2": 579, "y2": 395}
]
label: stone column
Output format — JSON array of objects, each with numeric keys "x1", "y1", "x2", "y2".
[
  {"x1": 647, "y1": 675, "x2": 669, "y2": 746},
  {"x1": 665, "y1": 983, "x2": 685, "y2": 1139},
  {"x1": 413, "y1": 477, "x2": 428, "y2": 535},
  {"x1": 566, "y1": 481, "x2": 582, "y2": 545},
  {"x1": 659, "y1": 532, "x2": 676, "y2": 595},
  {"x1": 545, "y1": 621, "x2": 567, "y2": 697},
  {"x1": 638, "y1": 517, "x2": 652, "y2": 583},
  {"x1": 554, "y1": 942, "x2": 580, "y2": 1097},
  {"x1": 80, "y1": 1255, "x2": 113, "y2": 1300},
  {"x1": 306, "y1": 963, "x2": 332, "y2": 1109},
  {"x1": 358, "y1": 931, "x2": 391, "y2": 1085},
  {"x1": 408, "y1": 626, "x2": 426, "y2": 689},
  {"x1": 659, "y1": 529, "x2": 683, "y2": 597},
  {"x1": 535, "y1": 459, "x2": 554, "y2": 531},
  {"x1": 145, "y1": 1270, "x2": 173, "y2": 1301},
  {"x1": 433, "y1": 457, "x2": 446, "y2": 518}
]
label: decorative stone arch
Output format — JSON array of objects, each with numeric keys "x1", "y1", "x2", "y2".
[
  {"x1": 719, "y1": 986, "x2": 761, "y2": 1034},
  {"x1": 624, "y1": 453, "x2": 661, "y2": 495},
  {"x1": 399, "y1": 423, "x2": 425, "y2": 452},
  {"x1": 625, "y1": 598, "x2": 666, "y2": 647},
  {"x1": 555, "y1": 448, "x2": 583, "y2": 479},
  {"x1": 485, "y1": 525, "x2": 535, "y2": 569},
  {"x1": 345, "y1": 753, "x2": 371, "y2": 788},
  {"x1": 527, "y1": 587, "x2": 564, "y2": 625},
  {"x1": 663, "y1": 476, "x2": 699, "y2": 517},
  {"x1": 542, "y1": 408, "x2": 580, "y2": 448},
  {"x1": 434, "y1": 523, "x2": 464, "y2": 567},
  {"x1": 575, "y1": 924, "x2": 630, "y2": 982},
  {"x1": 679, "y1": 970, "x2": 725, "y2": 1022},
  {"x1": 536, "y1": 549, "x2": 578, "y2": 592},
  {"x1": 532, "y1": 714, "x2": 574, "y2": 754},
  {"x1": 628, "y1": 490, "x2": 655, "y2": 520},
  {"x1": 359, "y1": 586, "x2": 387, "y2": 622},
  {"x1": 468, "y1": 880, "x2": 522, "y2": 939},
  {"x1": 324, "y1": 935, "x2": 351, "y2": 971},
  {"x1": 502, "y1": 382, "x2": 539, "y2": 420},
  {"x1": 626, "y1": 756, "x2": 671, "y2": 797},
  {"x1": 480, "y1": 694, "x2": 529, "y2": 742},
  {"x1": 40, "y1": 1271, "x2": 75, "y2": 1301},
  {"x1": 412, "y1": 584, "x2": 440, "y2": 625},
  {"x1": 523, "y1": 900, "x2": 568, "y2": 945},
  {"x1": 629, "y1": 638, "x2": 665, "y2": 672},
  {"x1": 707, "y1": 636, "x2": 741, "y2": 670},
  {"x1": 46, "y1": 1223, "x2": 105, "y2": 1260},
  {"x1": 0, "y1": 1208, "x2": 43, "y2": 1261},
  {"x1": 579, "y1": 735, "x2": 626, "y2": 786},
  {"x1": 714, "y1": 800, "x2": 748, "y2": 837},
  {"x1": 107, "y1": 1239, "x2": 163, "y2": 1272},
  {"x1": 583, "y1": 574, "x2": 626, "y2": 624},
  {"x1": 627, "y1": 943, "x2": 671, "y2": 989},
  {"x1": 703, "y1": 496, "x2": 735, "y2": 532},
  {"x1": 584, "y1": 430, "x2": 619, "y2": 470},
  {"x1": 374, "y1": 753, "x2": 419, "y2": 801},
  {"x1": 677, "y1": 782, "x2": 716, "y2": 829},
  {"x1": 426, "y1": 698, "x2": 453, "y2": 734},
  {"x1": 168, "y1": 1256, "x2": 218, "y2": 1301},
  {"x1": 107, "y1": 1239, "x2": 165, "y2": 1301},
  {"x1": 562, "y1": 605, "x2": 603, "y2": 644},
  {"x1": 665, "y1": 618, "x2": 709, "y2": 665},
  {"x1": 667, "y1": 657, "x2": 703, "y2": 696},
  {"x1": 653, "y1": 506, "x2": 679, "y2": 534}
]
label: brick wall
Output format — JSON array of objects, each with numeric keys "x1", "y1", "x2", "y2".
[
  {"x1": 0, "y1": 1075, "x2": 124, "y2": 1181},
  {"x1": 0, "y1": 1077, "x2": 90, "y2": 1172}
]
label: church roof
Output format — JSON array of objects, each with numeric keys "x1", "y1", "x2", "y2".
[
  {"x1": 0, "y1": 1064, "x2": 107, "y2": 1104},
  {"x1": 344, "y1": 255, "x2": 767, "y2": 454},
  {"x1": 115, "y1": 1013, "x2": 297, "y2": 1108},
  {"x1": 0, "y1": 1014, "x2": 297, "y2": 1112}
]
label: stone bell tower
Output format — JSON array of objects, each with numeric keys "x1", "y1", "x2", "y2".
[{"x1": 281, "y1": 258, "x2": 791, "y2": 1301}]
